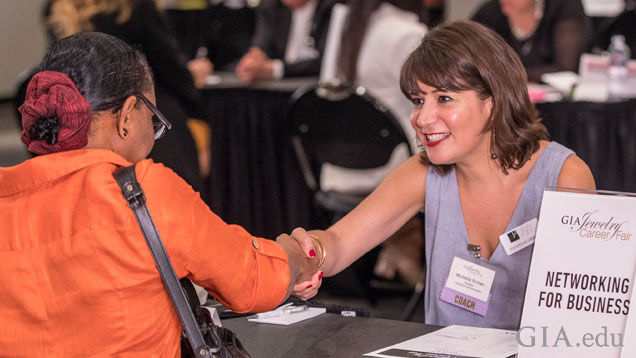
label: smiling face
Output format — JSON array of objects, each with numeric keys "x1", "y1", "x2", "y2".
[
  {"x1": 409, "y1": 81, "x2": 493, "y2": 167},
  {"x1": 400, "y1": 21, "x2": 546, "y2": 173}
]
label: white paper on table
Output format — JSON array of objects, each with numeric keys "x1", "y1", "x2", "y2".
[
  {"x1": 573, "y1": 80, "x2": 610, "y2": 102},
  {"x1": 364, "y1": 325, "x2": 517, "y2": 358},
  {"x1": 247, "y1": 307, "x2": 326, "y2": 326},
  {"x1": 540, "y1": 71, "x2": 578, "y2": 95}
]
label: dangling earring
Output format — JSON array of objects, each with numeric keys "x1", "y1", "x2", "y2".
[
  {"x1": 491, "y1": 130, "x2": 497, "y2": 160},
  {"x1": 122, "y1": 128, "x2": 128, "y2": 138},
  {"x1": 535, "y1": 0, "x2": 544, "y2": 20}
]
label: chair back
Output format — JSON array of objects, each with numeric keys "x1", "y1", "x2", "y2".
[{"x1": 287, "y1": 83, "x2": 411, "y2": 193}]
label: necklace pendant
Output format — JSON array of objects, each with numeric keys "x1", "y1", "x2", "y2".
[{"x1": 467, "y1": 244, "x2": 481, "y2": 259}]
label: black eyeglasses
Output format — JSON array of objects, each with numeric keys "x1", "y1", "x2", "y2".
[{"x1": 138, "y1": 94, "x2": 172, "y2": 140}]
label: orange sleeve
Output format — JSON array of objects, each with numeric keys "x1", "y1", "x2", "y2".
[{"x1": 136, "y1": 160, "x2": 290, "y2": 313}]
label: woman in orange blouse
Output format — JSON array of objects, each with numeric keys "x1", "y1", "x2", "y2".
[{"x1": 0, "y1": 32, "x2": 317, "y2": 357}]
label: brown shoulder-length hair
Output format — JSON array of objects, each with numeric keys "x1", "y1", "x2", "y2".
[{"x1": 399, "y1": 20, "x2": 548, "y2": 174}]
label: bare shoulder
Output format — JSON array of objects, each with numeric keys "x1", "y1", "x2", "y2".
[{"x1": 557, "y1": 154, "x2": 596, "y2": 190}]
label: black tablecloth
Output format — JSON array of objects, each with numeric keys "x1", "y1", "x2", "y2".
[
  {"x1": 203, "y1": 84, "x2": 316, "y2": 239},
  {"x1": 222, "y1": 313, "x2": 439, "y2": 358},
  {"x1": 203, "y1": 83, "x2": 636, "y2": 239},
  {"x1": 537, "y1": 99, "x2": 636, "y2": 193}
]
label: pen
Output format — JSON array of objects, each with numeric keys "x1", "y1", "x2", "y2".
[{"x1": 248, "y1": 305, "x2": 309, "y2": 319}]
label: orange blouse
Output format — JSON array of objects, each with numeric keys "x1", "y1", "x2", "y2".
[{"x1": 0, "y1": 149, "x2": 290, "y2": 357}]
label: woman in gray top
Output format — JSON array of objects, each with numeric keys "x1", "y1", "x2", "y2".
[{"x1": 290, "y1": 20, "x2": 595, "y2": 329}]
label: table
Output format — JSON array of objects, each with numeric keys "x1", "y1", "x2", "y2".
[
  {"x1": 222, "y1": 313, "x2": 439, "y2": 358},
  {"x1": 536, "y1": 99, "x2": 636, "y2": 193},
  {"x1": 203, "y1": 76, "x2": 636, "y2": 240}
]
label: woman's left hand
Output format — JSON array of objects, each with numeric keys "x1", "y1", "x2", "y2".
[{"x1": 293, "y1": 270, "x2": 323, "y2": 301}]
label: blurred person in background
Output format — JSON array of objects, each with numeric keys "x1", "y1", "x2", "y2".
[
  {"x1": 235, "y1": 0, "x2": 341, "y2": 83},
  {"x1": 332, "y1": 0, "x2": 428, "y2": 290},
  {"x1": 44, "y1": 0, "x2": 214, "y2": 193},
  {"x1": 340, "y1": 0, "x2": 427, "y2": 151},
  {"x1": 472, "y1": 0, "x2": 592, "y2": 82},
  {"x1": 420, "y1": 0, "x2": 444, "y2": 28}
]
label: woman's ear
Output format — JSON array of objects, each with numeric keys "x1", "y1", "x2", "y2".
[
  {"x1": 483, "y1": 96, "x2": 494, "y2": 124},
  {"x1": 115, "y1": 95, "x2": 138, "y2": 139},
  {"x1": 484, "y1": 96, "x2": 493, "y2": 115}
]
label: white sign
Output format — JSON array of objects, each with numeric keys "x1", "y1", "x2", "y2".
[
  {"x1": 518, "y1": 190, "x2": 636, "y2": 357},
  {"x1": 621, "y1": 272, "x2": 636, "y2": 357}
]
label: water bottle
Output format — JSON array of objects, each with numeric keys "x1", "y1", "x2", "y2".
[{"x1": 608, "y1": 34, "x2": 631, "y2": 101}]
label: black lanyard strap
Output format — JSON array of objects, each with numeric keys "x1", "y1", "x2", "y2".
[{"x1": 113, "y1": 165, "x2": 214, "y2": 358}]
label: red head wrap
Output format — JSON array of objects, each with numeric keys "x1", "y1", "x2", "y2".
[{"x1": 19, "y1": 71, "x2": 92, "y2": 155}]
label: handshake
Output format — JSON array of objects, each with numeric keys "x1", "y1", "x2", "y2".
[{"x1": 276, "y1": 228, "x2": 326, "y2": 301}]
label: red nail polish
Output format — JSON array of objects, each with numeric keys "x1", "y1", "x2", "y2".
[
  {"x1": 306, "y1": 284, "x2": 313, "y2": 289},
  {"x1": 318, "y1": 272, "x2": 323, "y2": 280},
  {"x1": 308, "y1": 249, "x2": 316, "y2": 257}
]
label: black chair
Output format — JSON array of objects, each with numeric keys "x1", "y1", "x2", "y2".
[
  {"x1": 286, "y1": 83, "x2": 412, "y2": 223},
  {"x1": 287, "y1": 83, "x2": 424, "y2": 308}
]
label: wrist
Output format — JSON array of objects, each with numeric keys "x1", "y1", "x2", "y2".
[{"x1": 309, "y1": 234, "x2": 326, "y2": 269}]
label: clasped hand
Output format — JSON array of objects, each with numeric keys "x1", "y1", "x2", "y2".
[{"x1": 276, "y1": 228, "x2": 323, "y2": 300}]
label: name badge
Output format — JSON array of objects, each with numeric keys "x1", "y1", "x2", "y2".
[
  {"x1": 499, "y1": 218, "x2": 537, "y2": 256},
  {"x1": 440, "y1": 257, "x2": 496, "y2": 316}
]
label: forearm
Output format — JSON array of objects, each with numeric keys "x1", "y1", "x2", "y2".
[
  {"x1": 306, "y1": 158, "x2": 427, "y2": 276},
  {"x1": 305, "y1": 229, "x2": 343, "y2": 276}
]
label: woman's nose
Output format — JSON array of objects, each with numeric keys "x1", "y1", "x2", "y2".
[{"x1": 413, "y1": 103, "x2": 436, "y2": 129}]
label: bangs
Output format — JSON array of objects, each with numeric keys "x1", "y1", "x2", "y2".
[{"x1": 400, "y1": 37, "x2": 487, "y2": 98}]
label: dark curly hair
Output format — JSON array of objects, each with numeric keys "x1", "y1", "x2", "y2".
[
  {"x1": 39, "y1": 31, "x2": 153, "y2": 113},
  {"x1": 27, "y1": 31, "x2": 153, "y2": 145}
]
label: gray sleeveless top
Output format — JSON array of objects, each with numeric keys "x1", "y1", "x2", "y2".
[{"x1": 424, "y1": 142, "x2": 574, "y2": 330}]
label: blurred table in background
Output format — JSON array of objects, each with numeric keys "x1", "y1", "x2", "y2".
[
  {"x1": 202, "y1": 75, "x2": 636, "y2": 239},
  {"x1": 202, "y1": 73, "x2": 318, "y2": 239},
  {"x1": 537, "y1": 99, "x2": 636, "y2": 193}
]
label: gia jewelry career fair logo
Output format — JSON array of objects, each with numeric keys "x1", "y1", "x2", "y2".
[{"x1": 561, "y1": 210, "x2": 631, "y2": 241}]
